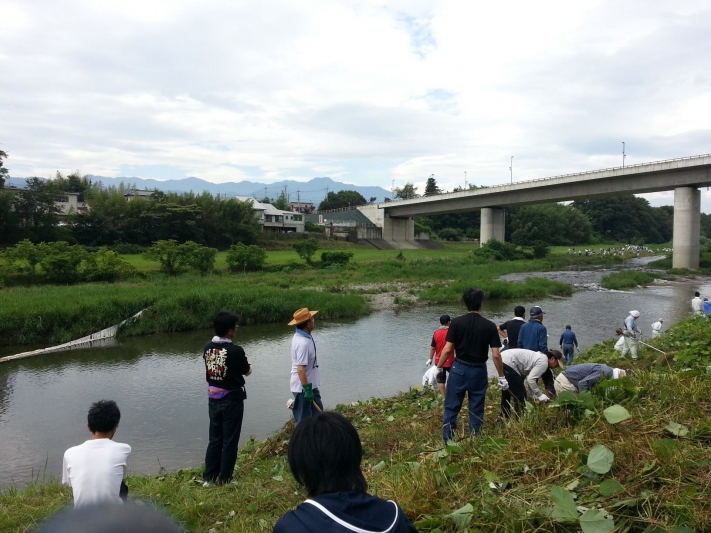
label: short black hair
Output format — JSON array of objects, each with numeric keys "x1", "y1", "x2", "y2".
[
  {"x1": 514, "y1": 306, "x2": 525, "y2": 317},
  {"x1": 695, "y1": 291, "x2": 700, "y2": 297},
  {"x1": 565, "y1": 325, "x2": 571, "y2": 330},
  {"x1": 213, "y1": 311, "x2": 241, "y2": 337},
  {"x1": 462, "y1": 288, "x2": 484, "y2": 311},
  {"x1": 288, "y1": 411, "x2": 367, "y2": 497},
  {"x1": 439, "y1": 314, "x2": 451, "y2": 325},
  {"x1": 87, "y1": 400, "x2": 121, "y2": 433}
]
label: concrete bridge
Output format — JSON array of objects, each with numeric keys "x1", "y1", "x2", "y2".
[{"x1": 358, "y1": 154, "x2": 711, "y2": 269}]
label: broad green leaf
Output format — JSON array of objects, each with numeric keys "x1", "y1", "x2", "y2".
[
  {"x1": 566, "y1": 479, "x2": 580, "y2": 491},
  {"x1": 550, "y1": 486, "x2": 579, "y2": 521},
  {"x1": 387, "y1": 415, "x2": 395, "y2": 422},
  {"x1": 579, "y1": 508, "x2": 614, "y2": 533},
  {"x1": 405, "y1": 461, "x2": 420, "y2": 470},
  {"x1": 603, "y1": 404, "x2": 631, "y2": 424},
  {"x1": 598, "y1": 479, "x2": 624, "y2": 497},
  {"x1": 671, "y1": 527, "x2": 696, "y2": 533},
  {"x1": 271, "y1": 475, "x2": 283, "y2": 482},
  {"x1": 246, "y1": 503, "x2": 258, "y2": 513},
  {"x1": 446, "y1": 441, "x2": 463, "y2": 454},
  {"x1": 540, "y1": 439, "x2": 581, "y2": 452},
  {"x1": 651, "y1": 439, "x2": 680, "y2": 456},
  {"x1": 447, "y1": 503, "x2": 474, "y2": 529},
  {"x1": 609, "y1": 498, "x2": 638, "y2": 509},
  {"x1": 483, "y1": 470, "x2": 500, "y2": 483},
  {"x1": 587, "y1": 445, "x2": 614, "y2": 474},
  {"x1": 444, "y1": 464, "x2": 461, "y2": 476},
  {"x1": 665, "y1": 422, "x2": 689, "y2": 437}
]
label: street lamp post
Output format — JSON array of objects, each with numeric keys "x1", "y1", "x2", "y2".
[
  {"x1": 622, "y1": 142, "x2": 626, "y2": 168},
  {"x1": 464, "y1": 171, "x2": 467, "y2": 189},
  {"x1": 509, "y1": 156, "x2": 513, "y2": 184}
]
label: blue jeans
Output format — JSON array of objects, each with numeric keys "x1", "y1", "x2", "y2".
[
  {"x1": 292, "y1": 388, "x2": 323, "y2": 425},
  {"x1": 442, "y1": 361, "x2": 488, "y2": 444},
  {"x1": 562, "y1": 344, "x2": 575, "y2": 364},
  {"x1": 204, "y1": 393, "x2": 244, "y2": 484}
]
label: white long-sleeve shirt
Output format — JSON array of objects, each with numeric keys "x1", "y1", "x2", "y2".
[
  {"x1": 501, "y1": 348, "x2": 549, "y2": 399},
  {"x1": 692, "y1": 297, "x2": 704, "y2": 315}
]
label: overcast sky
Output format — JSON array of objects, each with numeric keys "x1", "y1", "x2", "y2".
[{"x1": 2, "y1": 0, "x2": 711, "y2": 208}]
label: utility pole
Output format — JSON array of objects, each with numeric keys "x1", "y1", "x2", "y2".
[
  {"x1": 509, "y1": 156, "x2": 513, "y2": 184},
  {"x1": 464, "y1": 171, "x2": 467, "y2": 189},
  {"x1": 622, "y1": 142, "x2": 626, "y2": 168},
  {"x1": 391, "y1": 180, "x2": 394, "y2": 199}
]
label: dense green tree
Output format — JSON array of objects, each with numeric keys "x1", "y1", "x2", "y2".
[
  {"x1": 700, "y1": 213, "x2": 711, "y2": 239},
  {"x1": 12, "y1": 178, "x2": 63, "y2": 242},
  {"x1": 0, "y1": 150, "x2": 8, "y2": 188},
  {"x1": 318, "y1": 190, "x2": 367, "y2": 210},
  {"x1": 393, "y1": 183, "x2": 419, "y2": 200},
  {"x1": 424, "y1": 175, "x2": 441, "y2": 196},
  {"x1": 509, "y1": 203, "x2": 593, "y2": 246},
  {"x1": 0, "y1": 191, "x2": 19, "y2": 245},
  {"x1": 572, "y1": 195, "x2": 672, "y2": 243}
]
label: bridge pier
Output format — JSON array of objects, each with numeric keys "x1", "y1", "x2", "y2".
[
  {"x1": 480, "y1": 207, "x2": 505, "y2": 245},
  {"x1": 672, "y1": 187, "x2": 700, "y2": 269}
]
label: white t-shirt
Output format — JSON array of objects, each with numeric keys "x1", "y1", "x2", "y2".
[
  {"x1": 62, "y1": 439, "x2": 131, "y2": 507},
  {"x1": 290, "y1": 330, "x2": 320, "y2": 393}
]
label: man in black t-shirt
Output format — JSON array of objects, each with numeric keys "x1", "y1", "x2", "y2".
[
  {"x1": 497, "y1": 305, "x2": 526, "y2": 351},
  {"x1": 436, "y1": 288, "x2": 507, "y2": 444},
  {"x1": 202, "y1": 311, "x2": 252, "y2": 486}
]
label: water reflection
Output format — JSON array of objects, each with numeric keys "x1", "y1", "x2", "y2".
[{"x1": 1, "y1": 277, "x2": 709, "y2": 489}]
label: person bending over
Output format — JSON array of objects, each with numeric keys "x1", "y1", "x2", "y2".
[
  {"x1": 273, "y1": 411, "x2": 417, "y2": 533},
  {"x1": 554, "y1": 364, "x2": 626, "y2": 394},
  {"x1": 500, "y1": 349, "x2": 563, "y2": 418},
  {"x1": 62, "y1": 400, "x2": 131, "y2": 507}
]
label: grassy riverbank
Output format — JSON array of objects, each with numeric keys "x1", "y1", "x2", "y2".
[
  {"x1": 2, "y1": 315, "x2": 710, "y2": 532},
  {"x1": 0, "y1": 243, "x2": 652, "y2": 347}
]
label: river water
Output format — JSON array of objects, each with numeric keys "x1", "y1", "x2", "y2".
[{"x1": 1, "y1": 269, "x2": 710, "y2": 489}]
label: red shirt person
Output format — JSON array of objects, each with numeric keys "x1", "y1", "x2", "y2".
[{"x1": 428, "y1": 314, "x2": 454, "y2": 397}]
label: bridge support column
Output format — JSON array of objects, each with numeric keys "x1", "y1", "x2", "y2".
[
  {"x1": 383, "y1": 215, "x2": 415, "y2": 243},
  {"x1": 672, "y1": 187, "x2": 700, "y2": 269},
  {"x1": 480, "y1": 207, "x2": 505, "y2": 245}
]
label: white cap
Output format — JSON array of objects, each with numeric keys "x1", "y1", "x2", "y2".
[
  {"x1": 630, "y1": 310, "x2": 640, "y2": 318},
  {"x1": 659, "y1": 318, "x2": 663, "y2": 322},
  {"x1": 612, "y1": 368, "x2": 627, "y2": 379}
]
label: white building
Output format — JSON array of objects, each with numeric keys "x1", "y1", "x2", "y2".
[{"x1": 233, "y1": 197, "x2": 305, "y2": 233}]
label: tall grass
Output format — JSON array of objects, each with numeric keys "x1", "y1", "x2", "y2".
[{"x1": 601, "y1": 270, "x2": 659, "y2": 290}]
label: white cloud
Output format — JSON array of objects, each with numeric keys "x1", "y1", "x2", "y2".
[{"x1": 1, "y1": 0, "x2": 711, "y2": 210}]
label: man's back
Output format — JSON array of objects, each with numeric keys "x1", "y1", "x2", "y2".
[
  {"x1": 62, "y1": 439, "x2": 131, "y2": 507},
  {"x1": 518, "y1": 320, "x2": 548, "y2": 352},
  {"x1": 499, "y1": 318, "x2": 524, "y2": 350}
]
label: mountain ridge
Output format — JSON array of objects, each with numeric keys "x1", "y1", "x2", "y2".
[{"x1": 5, "y1": 176, "x2": 392, "y2": 205}]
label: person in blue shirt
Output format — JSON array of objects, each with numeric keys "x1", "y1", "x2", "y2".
[
  {"x1": 273, "y1": 411, "x2": 417, "y2": 533},
  {"x1": 559, "y1": 325, "x2": 579, "y2": 365},
  {"x1": 703, "y1": 298, "x2": 711, "y2": 315},
  {"x1": 518, "y1": 306, "x2": 555, "y2": 398}
]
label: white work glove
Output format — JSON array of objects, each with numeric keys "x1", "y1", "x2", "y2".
[
  {"x1": 498, "y1": 376, "x2": 509, "y2": 390},
  {"x1": 537, "y1": 393, "x2": 550, "y2": 402},
  {"x1": 425, "y1": 359, "x2": 432, "y2": 366}
]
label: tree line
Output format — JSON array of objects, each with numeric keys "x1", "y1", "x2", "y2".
[{"x1": 0, "y1": 173, "x2": 262, "y2": 248}]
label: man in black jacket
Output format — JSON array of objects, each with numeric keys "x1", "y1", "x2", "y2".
[{"x1": 202, "y1": 311, "x2": 252, "y2": 486}]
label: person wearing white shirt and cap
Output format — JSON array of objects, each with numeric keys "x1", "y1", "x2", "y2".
[
  {"x1": 691, "y1": 292, "x2": 703, "y2": 315},
  {"x1": 651, "y1": 319, "x2": 663, "y2": 338},
  {"x1": 499, "y1": 348, "x2": 563, "y2": 418},
  {"x1": 621, "y1": 310, "x2": 641, "y2": 360}
]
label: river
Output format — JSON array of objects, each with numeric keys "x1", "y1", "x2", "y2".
[{"x1": 1, "y1": 270, "x2": 709, "y2": 489}]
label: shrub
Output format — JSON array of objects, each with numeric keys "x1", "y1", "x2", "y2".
[
  {"x1": 83, "y1": 248, "x2": 138, "y2": 282},
  {"x1": 304, "y1": 222, "x2": 322, "y2": 233},
  {"x1": 5, "y1": 239, "x2": 45, "y2": 274},
  {"x1": 226, "y1": 243, "x2": 267, "y2": 272},
  {"x1": 438, "y1": 228, "x2": 463, "y2": 241},
  {"x1": 292, "y1": 238, "x2": 319, "y2": 264},
  {"x1": 38, "y1": 242, "x2": 88, "y2": 284},
  {"x1": 183, "y1": 242, "x2": 217, "y2": 275},
  {"x1": 145, "y1": 240, "x2": 192, "y2": 276},
  {"x1": 531, "y1": 240, "x2": 550, "y2": 259},
  {"x1": 473, "y1": 239, "x2": 527, "y2": 261},
  {"x1": 321, "y1": 251, "x2": 353, "y2": 267}
]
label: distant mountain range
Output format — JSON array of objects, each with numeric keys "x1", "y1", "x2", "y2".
[{"x1": 6, "y1": 176, "x2": 392, "y2": 205}]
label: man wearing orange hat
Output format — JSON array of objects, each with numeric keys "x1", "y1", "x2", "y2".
[{"x1": 289, "y1": 308, "x2": 323, "y2": 424}]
